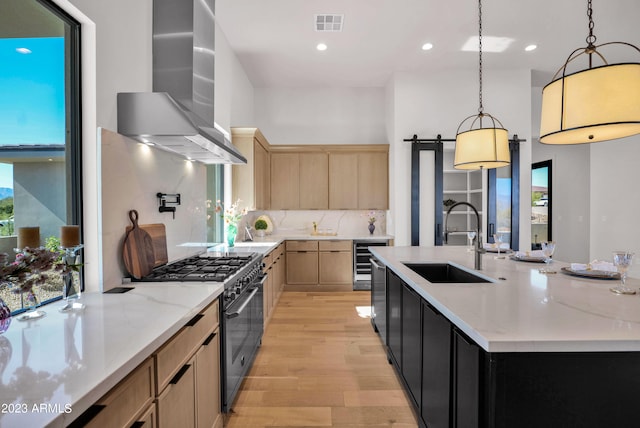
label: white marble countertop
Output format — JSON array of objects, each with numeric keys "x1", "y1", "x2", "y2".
[
  {"x1": 204, "y1": 234, "x2": 394, "y2": 255},
  {"x1": 0, "y1": 282, "x2": 223, "y2": 427},
  {"x1": 370, "y1": 246, "x2": 640, "y2": 353}
]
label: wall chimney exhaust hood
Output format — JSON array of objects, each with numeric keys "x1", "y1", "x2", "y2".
[
  {"x1": 117, "y1": 92, "x2": 246, "y2": 164},
  {"x1": 117, "y1": 0, "x2": 246, "y2": 164}
]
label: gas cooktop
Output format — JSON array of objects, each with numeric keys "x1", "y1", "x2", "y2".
[{"x1": 135, "y1": 252, "x2": 257, "y2": 282}]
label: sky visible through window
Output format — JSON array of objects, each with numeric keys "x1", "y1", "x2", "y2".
[{"x1": 0, "y1": 37, "x2": 65, "y2": 189}]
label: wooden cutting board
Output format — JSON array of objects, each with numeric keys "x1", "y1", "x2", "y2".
[
  {"x1": 130, "y1": 223, "x2": 168, "y2": 267},
  {"x1": 122, "y1": 210, "x2": 156, "y2": 279}
]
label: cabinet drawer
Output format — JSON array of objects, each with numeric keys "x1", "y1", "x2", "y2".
[
  {"x1": 286, "y1": 240, "x2": 318, "y2": 251},
  {"x1": 86, "y1": 358, "x2": 155, "y2": 428},
  {"x1": 319, "y1": 240, "x2": 352, "y2": 252},
  {"x1": 263, "y1": 251, "x2": 274, "y2": 270},
  {"x1": 156, "y1": 301, "x2": 218, "y2": 391}
]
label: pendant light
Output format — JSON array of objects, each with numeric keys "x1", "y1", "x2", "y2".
[
  {"x1": 540, "y1": 0, "x2": 640, "y2": 145},
  {"x1": 454, "y1": 0, "x2": 510, "y2": 170}
]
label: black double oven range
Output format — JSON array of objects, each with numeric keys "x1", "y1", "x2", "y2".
[{"x1": 135, "y1": 251, "x2": 265, "y2": 412}]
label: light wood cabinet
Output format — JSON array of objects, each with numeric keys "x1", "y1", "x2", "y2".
[
  {"x1": 157, "y1": 357, "x2": 196, "y2": 428},
  {"x1": 271, "y1": 152, "x2": 300, "y2": 209},
  {"x1": 299, "y1": 152, "x2": 329, "y2": 209},
  {"x1": 319, "y1": 240, "x2": 353, "y2": 285},
  {"x1": 263, "y1": 243, "x2": 286, "y2": 327},
  {"x1": 286, "y1": 240, "x2": 319, "y2": 284},
  {"x1": 329, "y1": 153, "x2": 358, "y2": 209},
  {"x1": 358, "y1": 152, "x2": 389, "y2": 209},
  {"x1": 155, "y1": 300, "x2": 221, "y2": 428},
  {"x1": 85, "y1": 358, "x2": 155, "y2": 428},
  {"x1": 285, "y1": 240, "x2": 353, "y2": 288},
  {"x1": 195, "y1": 330, "x2": 222, "y2": 428},
  {"x1": 231, "y1": 128, "x2": 271, "y2": 210}
]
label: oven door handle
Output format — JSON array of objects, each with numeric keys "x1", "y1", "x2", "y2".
[{"x1": 225, "y1": 287, "x2": 259, "y2": 319}]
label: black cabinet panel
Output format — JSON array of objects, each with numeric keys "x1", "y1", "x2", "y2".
[
  {"x1": 492, "y1": 352, "x2": 640, "y2": 428},
  {"x1": 454, "y1": 329, "x2": 480, "y2": 428},
  {"x1": 402, "y1": 284, "x2": 422, "y2": 407},
  {"x1": 421, "y1": 302, "x2": 451, "y2": 428},
  {"x1": 387, "y1": 270, "x2": 402, "y2": 366}
]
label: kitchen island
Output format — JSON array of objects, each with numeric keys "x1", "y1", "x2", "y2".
[
  {"x1": 0, "y1": 282, "x2": 223, "y2": 427},
  {"x1": 370, "y1": 245, "x2": 640, "y2": 428}
]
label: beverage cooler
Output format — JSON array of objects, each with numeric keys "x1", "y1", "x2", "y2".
[{"x1": 353, "y1": 239, "x2": 389, "y2": 290}]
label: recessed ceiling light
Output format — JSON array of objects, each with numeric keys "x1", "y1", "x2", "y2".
[
  {"x1": 16, "y1": 48, "x2": 31, "y2": 54},
  {"x1": 421, "y1": 43, "x2": 434, "y2": 51},
  {"x1": 461, "y1": 36, "x2": 514, "y2": 53},
  {"x1": 316, "y1": 43, "x2": 328, "y2": 51},
  {"x1": 525, "y1": 44, "x2": 537, "y2": 52}
]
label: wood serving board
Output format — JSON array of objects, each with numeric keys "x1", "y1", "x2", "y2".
[
  {"x1": 126, "y1": 223, "x2": 168, "y2": 267},
  {"x1": 122, "y1": 210, "x2": 156, "y2": 279}
]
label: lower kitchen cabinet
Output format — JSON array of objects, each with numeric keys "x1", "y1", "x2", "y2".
[
  {"x1": 401, "y1": 284, "x2": 422, "y2": 408},
  {"x1": 318, "y1": 240, "x2": 353, "y2": 285},
  {"x1": 387, "y1": 270, "x2": 402, "y2": 366},
  {"x1": 157, "y1": 358, "x2": 196, "y2": 427},
  {"x1": 453, "y1": 328, "x2": 479, "y2": 428},
  {"x1": 422, "y1": 301, "x2": 451, "y2": 428},
  {"x1": 155, "y1": 300, "x2": 222, "y2": 428},
  {"x1": 264, "y1": 243, "x2": 285, "y2": 326},
  {"x1": 83, "y1": 358, "x2": 155, "y2": 428},
  {"x1": 195, "y1": 330, "x2": 222, "y2": 428}
]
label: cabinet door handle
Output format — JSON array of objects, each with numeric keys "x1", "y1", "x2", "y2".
[
  {"x1": 170, "y1": 364, "x2": 191, "y2": 385},
  {"x1": 68, "y1": 404, "x2": 106, "y2": 427},
  {"x1": 454, "y1": 328, "x2": 476, "y2": 346},
  {"x1": 185, "y1": 313, "x2": 205, "y2": 327},
  {"x1": 203, "y1": 332, "x2": 217, "y2": 346}
]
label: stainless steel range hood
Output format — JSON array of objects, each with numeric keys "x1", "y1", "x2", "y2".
[{"x1": 117, "y1": 0, "x2": 246, "y2": 164}]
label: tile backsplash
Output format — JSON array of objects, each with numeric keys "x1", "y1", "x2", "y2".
[
  {"x1": 99, "y1": 128, "x2": 207, "y2": 290},
  {"x1": 246, "y1": 209, "x2": 388, "y2": 237}
]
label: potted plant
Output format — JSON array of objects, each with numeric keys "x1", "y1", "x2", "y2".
[{"x1": 254, "y1": 219, "x2": 268, "y2": 237}]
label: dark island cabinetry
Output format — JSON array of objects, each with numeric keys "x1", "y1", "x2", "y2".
[{"x1": 383, "y1": 271, "x2": 640, "y2": 428}]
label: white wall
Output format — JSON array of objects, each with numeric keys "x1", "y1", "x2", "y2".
[
  {"x1": 254, "y1": 87, "x2": 386, "y2": 145},
  {"x1": 68, "y1": 0, "x2": 153, "y2": 130},
  {"x1": 590, "y1": 136, "x2": 640, "y2": 277},
  {"x1": 388, "y1": 69, "x2": 533, "y2": 247},
  {"x1": 215, "y1": 23, "x2": 255, "y2": 130}
]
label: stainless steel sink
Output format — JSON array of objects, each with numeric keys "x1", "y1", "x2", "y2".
[{"x1": 403, "y1": 263, "x2": 492, "y2": 283}]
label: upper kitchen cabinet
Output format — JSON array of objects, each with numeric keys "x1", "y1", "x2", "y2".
[
  {"x1": 329, "y1": 147, "x2": 389, "y2": 210},
  {"x1": 231, "y1": 128, "x2": 271, "y2": 210},
  {"x1": 329, "y1": 153, "x2": 358, "y2": 209},
  {"x1": 357, "y1": 151, "x2": 389, "y2": 209},
  {"x1": 270, "y1": 152, "x2": 300, "y2": 209},
  {"x1": 270, "y1": 148, "x2": 329, "y2": 210}
]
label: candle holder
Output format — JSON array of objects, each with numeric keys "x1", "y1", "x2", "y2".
[
  {"x1": 17, "y1": 290, "x2": 47, "y2": 321},
  {"x1": 59, "y1": 244, "x2": 85, "y2": 313}
]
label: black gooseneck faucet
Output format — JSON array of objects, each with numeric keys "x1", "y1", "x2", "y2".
[{"x1": 444, "y1": 201, "x2": 485, "y2": 270}]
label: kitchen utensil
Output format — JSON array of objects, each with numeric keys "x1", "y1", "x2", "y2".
[
  {"x1": 127, "y1": 223, "x2": 168, "y2": 267},
  {"x1": 122, "y1": 210, "x2": 155, "y2": 279}
]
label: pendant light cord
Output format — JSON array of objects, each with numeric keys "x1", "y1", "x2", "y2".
[
  {"x1": 586, "y1": 0, "x2": 596, "y2": 67},
  {"x1": 478, "y1": 0, "x2": 483, "y2": 115}
]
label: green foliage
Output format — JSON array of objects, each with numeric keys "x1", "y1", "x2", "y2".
[
  {"x1": 254, "y1": 219, "x2": 268, "y2": 230},
  {"x1": 45, "y1": 236, "x2": 61, "y2": 252}
]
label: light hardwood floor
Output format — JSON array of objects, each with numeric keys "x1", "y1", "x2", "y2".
[{"x1": 224, "y1": 291, "x2": 418, "y2": 427}]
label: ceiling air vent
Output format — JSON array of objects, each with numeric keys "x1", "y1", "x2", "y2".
[{"x1": 315, "y1": 14, "x2": 344, "y2": 32}]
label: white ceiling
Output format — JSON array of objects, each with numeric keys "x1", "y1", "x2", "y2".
[{"x1": 217, "y1": 0, "x2": 640, "y2": 88}]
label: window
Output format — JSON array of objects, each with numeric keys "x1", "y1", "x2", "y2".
[
  {"x1": 0, "y1": 0, "x2": 82, "y2": 313},
  {"x1": 531, "y1": 160, "x2": 552, "y2": 249},
  {"x1": 206, "y1": 165, "x2": 224, "y2": 243}
]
